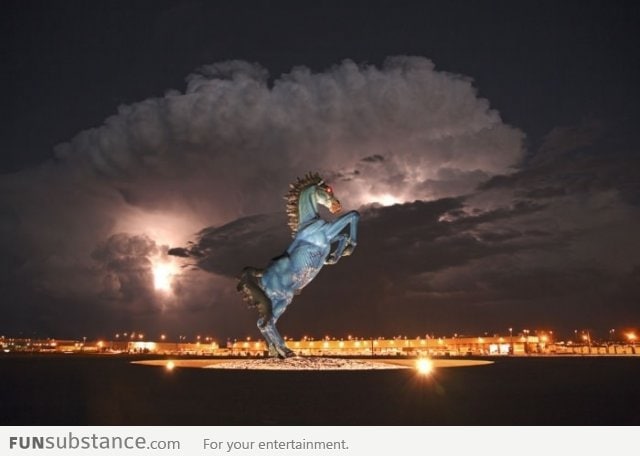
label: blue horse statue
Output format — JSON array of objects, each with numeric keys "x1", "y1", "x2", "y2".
[{"x1": 237, "y1": 172, "x2": 359, "y2": 358}]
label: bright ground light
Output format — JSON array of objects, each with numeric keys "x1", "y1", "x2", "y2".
[{"x1": 416, "y1": 358, "x2": 434, "y2": 375}]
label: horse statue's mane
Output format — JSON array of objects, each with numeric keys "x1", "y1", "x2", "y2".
[{"x1": 285, "y1": 171, "x2": 324, "y2": 237}]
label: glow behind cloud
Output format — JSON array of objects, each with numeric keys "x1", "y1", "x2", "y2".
[{"x1": 152, "y1": 261, "x2": 178, "y2": 292}]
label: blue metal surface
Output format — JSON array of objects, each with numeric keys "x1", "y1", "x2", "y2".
[{"x1": 238, "y1": 173, "x2": 359, "y2": 358}]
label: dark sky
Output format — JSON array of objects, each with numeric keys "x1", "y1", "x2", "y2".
[{"x1": 1, "y1": 0, "x2": 639, "y2": 342}]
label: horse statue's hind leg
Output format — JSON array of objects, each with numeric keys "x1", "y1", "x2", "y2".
[
  {"x1": 238, "y1": 267, "x2": 295, "y2": 358},
  {"x1": 237, "y1": 268, "x2": 273, "y2": 323},
  {"x1": 257, "y1": 297, "x2": 295, "y2": 358}
]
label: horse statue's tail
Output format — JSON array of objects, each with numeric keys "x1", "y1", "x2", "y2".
[{"x1": 237, "y1": 267, "x2": 273, "y2": 324}]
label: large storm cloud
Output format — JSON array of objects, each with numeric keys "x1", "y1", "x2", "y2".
[
  {"x1": 0, "y1": 56, "x2": 526, "y2": 337},
  {"x1": 3, "y1": 55, "x2": 637, "y2": 339}
]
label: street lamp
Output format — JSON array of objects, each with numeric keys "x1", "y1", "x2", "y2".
[{"x1": 509, "y1": 327, "x2": 513, "y2": 355}]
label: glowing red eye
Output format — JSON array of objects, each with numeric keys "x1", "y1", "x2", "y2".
[{"x1": 326, "y1": 186, "x2": 333, "y2": 193}]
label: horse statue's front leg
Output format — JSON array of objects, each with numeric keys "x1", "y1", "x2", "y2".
[
  {"x1": 325, "y1": 210, "x2": 360, "y2": 262},
  {"x1": 325, "y1": 233, "x2": 349, "y2": 265}
]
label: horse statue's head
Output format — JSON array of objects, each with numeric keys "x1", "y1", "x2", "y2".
[{"x1": 285, "y1": 172, "x2": 341, "y2": 236}]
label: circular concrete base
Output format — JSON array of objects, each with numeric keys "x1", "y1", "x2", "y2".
[{"x1": 132, "y1": 357, "x2": 493, "y2": 371}]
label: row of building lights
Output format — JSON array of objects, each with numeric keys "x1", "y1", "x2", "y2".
[
  {"x1": 113, "y1": 333, "x2": 216, "y2": 343},
  {"x1": 5, "y1": 329, "x2": 636, "y2": 345}
]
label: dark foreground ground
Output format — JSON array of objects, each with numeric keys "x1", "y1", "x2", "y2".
[{"x1": 1, "y1": 354, "x2": 639, "y2": 425}]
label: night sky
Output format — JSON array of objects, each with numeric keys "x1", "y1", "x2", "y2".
[{"x1": 2, "y1": 0, "x2": 639, "y2": 342}]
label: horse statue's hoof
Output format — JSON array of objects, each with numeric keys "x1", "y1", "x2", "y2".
[
  {"x1": 276, "y1": 347, "x2": 296, "y2": 359},
  {"x1": 267, "y1": 344, "x2": 280, "y2": 358},
  {"x1": 342, "y1": 243, "x2": 356, "y2": 256},
  {"x1": 325, "y1": 253, "x2": 339, "y2": 264},
  {"x1": 267, "y1": 345, "x2": 295, "y2": 359},
  {"x1": 283, "y1": 348, "x2": 296, "y2": 358}
]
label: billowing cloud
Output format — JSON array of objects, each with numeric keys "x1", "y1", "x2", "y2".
[
  {"x1": 0, "y1": 56, "x2": 545, "y2": 338},
  {"x1": 52, "y1": 56, "x2": 524, "y2": 214}
]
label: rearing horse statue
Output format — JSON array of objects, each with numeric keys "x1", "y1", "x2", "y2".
[{"x1": 237, "y1": 172, "x2": 359, "y2": 358}]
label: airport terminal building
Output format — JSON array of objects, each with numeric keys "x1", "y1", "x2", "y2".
[{"x1": 2, "y1": 334, "x2": 636, "y2": 356}]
